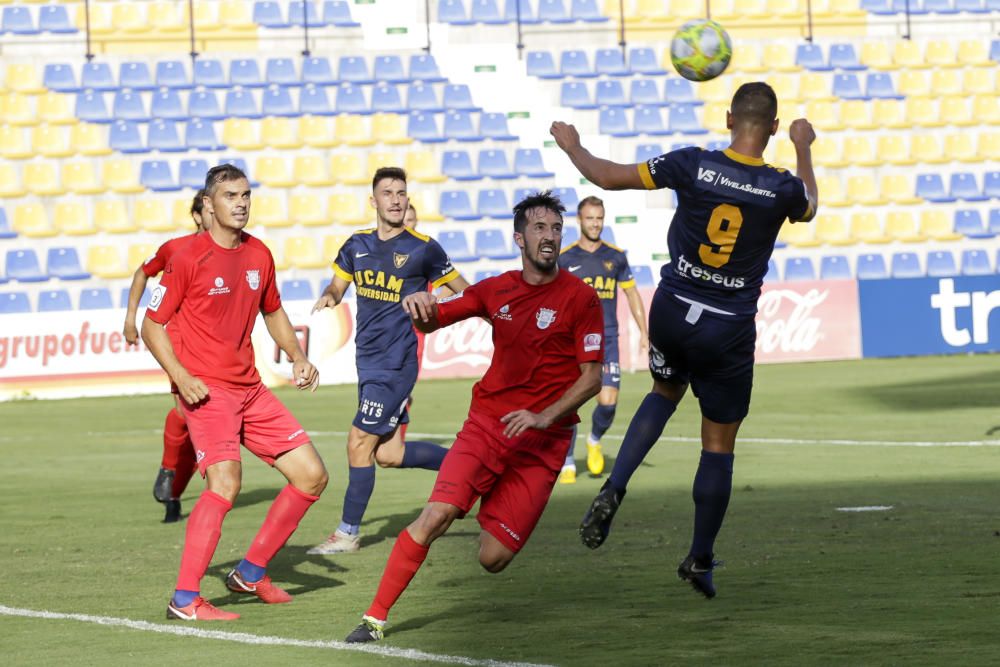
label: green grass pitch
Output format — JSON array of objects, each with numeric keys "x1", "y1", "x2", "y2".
[{"x1": 2, "y1": 354, "x2": 1000, "y2": 666}]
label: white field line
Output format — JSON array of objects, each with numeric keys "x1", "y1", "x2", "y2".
[
  {"x1": 0, "y1": 605, "x2": 553, "y2": 667},
  {"x1": 836, "y1": 506, "x2": 894, "y2": 512}
]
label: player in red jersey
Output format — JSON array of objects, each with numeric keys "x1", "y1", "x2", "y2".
[
  {"x1": 345, "y1": 190, "x2": 604, "y2": 643},
  {"x1": 142, "y1": 165, "x2": 328, "y2": 622},
  {"x1": 124, "y1": 190, "x2": 211, "y2": 523}
]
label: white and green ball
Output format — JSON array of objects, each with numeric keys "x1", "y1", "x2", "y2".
[{"x1": 670, "y1": 19, "x2": 733, "y2": 82}]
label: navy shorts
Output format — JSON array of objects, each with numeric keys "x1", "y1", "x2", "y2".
[
  {"x1": 353, "y1": 364, "x2": 418, "y2": 436},
  {"x1": 602, "y1": 335, "x2": 621, "y2": 390},
  {"x1": 646, "y1": 287, "x2": 756, "y2": 424}
]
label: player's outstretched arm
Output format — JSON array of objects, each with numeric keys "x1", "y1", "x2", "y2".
[
  {"x1": 500, "y1": 362, "x2": 602, "y2": 438},
  {"x1": 123, "y1": 266, "x2": 150, "y2": 345},
  {"x1": 141, "y1": 318, "x2": 209, "y2": 404},
  {"x1": 263, "y1": 307, "x2": 319, "y2": 392},
  {"x1": 312, "y1": 274, "x2": 351, "y2": 314},
  {"x1": 623, "y1": 286, "x2": 649, "y2": 358},
  {"x1": 402, "y1": 292, "x2": 440, "y2": 333},
  {"x1": 550, "y1": 121, "x2": 645, "y2": 191},
  {"x1": 438, "y1": 273, "x2": 470, "y2": 296},
  {"x1": 789, "y1": 118, "x2": 819, "y2": 222}
]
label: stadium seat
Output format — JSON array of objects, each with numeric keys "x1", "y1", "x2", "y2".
[
  {"x1": 443, "y1": 84, "x2": 480, "y2": 112},
  {"x1": 140, "y1": 160, "x2": 180, "y2": 191},
  {"x1": 856, "y1": 253, "x2": 888, "y2": 279},
  {"x1": 154, "y1": 61, "x2": 191, "y2": 89},
  {"x1": 480, "y1": 112, "x2": 517, "y2": 141},
  {"x1": 52, "y1": 202, "x2": 94, "y2": 236},
  {"x1": 664, "y1": 79, "x2": 700, "y2": 105},
  {"x1": 850, "y1": 213, "x2": 890, "y2": 243},
  {"x1": 635, "y1": 143, "x2": 662, "y2": 163},
  {"x1": 254, "y1": 1, "x2": 289, "y2": 27},
  {"x1": 442, "y1": 150, "x2": 479, "y2": 180},
  {"x1": 950, "y1": 172, "x2": 988, "y2": 202},
  {"x1": 796, "y1": 43, "x2": 831, "y2": 71},
  {"x1": 840, "y1": 100, "x2": 878, "y2": 130},
  {"x1": 0, "y1": 288, "x2": 31, "y2": 313},
  {"x1": 475, "y1": 228, "x2": 518, "y2": 259},
  {"x1": 0, "y1": 209, "x2": 15, "y2": 240},
  {"x1": 148, "y1": 90, "x2": 185, "y2": 121},
  {"x1": 43, "y1": 64, "x2": 79, "y2": 93},
  {"x1": 983, "y1": 172, "x2": 1000, "y2": 199},
  {"x1": 993, "y1": 209, "x2": 1000, "y2": 235},
  {"x1": 439, "y1": 0, "x2": 474, "y2": 24},
  {"x1": 79, "y1": 62, "x2": 115, "y2": 91},
  {"x1": 185, "y1": 119, "x2": 224, "y2": 151},
  {"x1": 74, "y1": 91, "x2": 111, "y2": 124},
  {"x1": 915, "y1": 174, "x2": 955, "y2": 202},
  {"x1": 371, "y1": 84, "x2": 405, "y2": 113},
  {"x1": 561, "y1": 81, "x2": 596, "y2": 109},
  {"x1": 222, "y1": 118, "x2": 262, "y2": 151},
  {"x1": 469, "y1": 0, "x2": 507, "y2": 22},
  {"x1": 972, "y1": 94, "x2": 1000, "y2": 125},
  {"x1": 281, "y1": 279, "x2": 316, "y2": 301},
  {"x1": 136, "y1": 198, "x2": 175, "y2": 232},
  {"x1": 38, "y1": 289, "x2": 72, "y2": 312},
  {"x1": 599, "y1": 108, "x2": 636, "y2": 137},
  {"x1": 572, "y1": 0, "x2": 607, "y2": 20},
  {"x1": 944, "y1": 134, "x2": 978, "y2": 163},
  {"x1": 905, "y1": 96, "x2": 945, "y2": 128},
  {"x1": 440, "y1": 191, "x2": 481, "y2": 221},
  {"x1": 291, "y1": 155, "x2": 332, "y2": 187},
  {"x1": 299, "y1": 85, "x2": 334, "y2": 115},
  {"x1": 474, "y1": 270, "x2": 503, "y2": 282},
  {"x1": 885, "y1": 211, "x2": 925, "y2": 243},
  {"x1": 957, "y1": 37, "x2": 992, "y2": 67},
  {"x1": 79, "y1": 288, "x2": 114, "y2": 310},
  {"x1": 635, "y1": 107, "x2": 669, "y2": 136},
  {"x1": 302, "y1": 57, "x2": 336, "y2": 85},
  {"x1": 562, "y1": 225, "x2": 579, "y2": 246},
  {"x1": 814, "y1": 214, "x2": 854, "y2": 245},
  {"x1": 408, "y1": 53, "x2": 445, "y2": 83},
  {"x1": 255, "y1": 156, "x2": 295, "y2": 188},
  {"x1": 527, "y1": 51, "x2": 561, "y2": 78},
  {"x1": 39, "y1": 5, "x2": 76, "y2": 33},
  {"x1": 828, "y1": 43, "x2": 866, "y2": 70},
  {"x1": 820, "y1": 255, "x2": 852, "y2": 280},
  {"x1": 891, "y1": 252, "x2": 923, "y2": 278},
  {"x1": 338, "y1": 56, "x2": 373, "y2": 85},
  {"x1": 953, "y1": 209, "x2": 992, "y2": 238},
  {"x1": 193, "y1": 59, "x2": 227, "y2": 88},
  {"x1": 783, "y1": 257, "x2": 817, "y2": 281},
  {"x1": 630, "y1": 79, "x2": 663, "y2": 106},
  {"x1": 478, "y1": 188, "x2": 512, "y2": 218},
  {"x1": 6, "y1": 249, "x2": 47, "y2": 282},
  {"x1": 251, "y1": 194, "x2": 289, "y2": 227},
  {"x1": 552, "y1": 187, "x2": 580, "y2": 213},
  {"x1": 804, "y1": 100, "x2": 844, "y2": 131},
  {"x1": 335, "y1": 83, "x2": 369, "y2": 114},
  {"x1": 108, "y1": 121, "x2": 145, "y2": 153},
  {"x1": 148, "y1": 119, "x2": 185, "y2": 153},
  {"x1": 262, "y1": 86, "x2": 297, "y2": 117},
  {"x1": 514, "y1": 149, "x2": 554, "y2": 178},
  {"x1": 595, "y1": 48, "x2": 629, "y2": 77},
  {"x1": 910, "y1": 134, "x2": 946, "y2": 164},
  {"x1": 778, "y1": 221, "x2": 820, "y2": 247},
  {"x1": 538, "y1": 0, "x2": 573, "y2": 21},
  {"x1": 438, "y1": 230, "x2": 477, "y2": 261},
  {"x1": 918, "y1": 210, "x2": 962, "y2": 241},
  {"x1": 832, "y1": 74, "x2": 867, "y2": 100},
  {"x1": 408, "y1": 112, "x2": 444, "y2": 142},
  {"x1": 188, "y1": 90, "x2": 225, "y2": 121},
  {"x1": 628, "y1": 47, "x2": 667, "y2": 75},
  {"x1": 762, "y1": 43, "x2": 799, "y2": 72},
  {"x1": 290, "y1": 193, "x2": 328, "y2": 226},
  {"x1": 596, "y1": 80, "x2": 628, "y2": 107},
  {"x1": 111, "y1": 91, "x2": 149, "y2": 123},
  {"x1": 505, "y1": 0, "x2": 542, "y2": 22},
  {"x1": 893, "y1": 40, "x2": 930, "y2": 69},
  {"x1": 877, "y1": 135, "x2": 915, "y2": 166},
  {"x1": 285, "y1": 237, "x2": 327, "y2": 269},
  {"x1": 330, "y1": 152, "x2": 369, "y2": 185},
  {"x1": 864, "y1": 73, "x2": 902, "y2": 99},
  {"x1": 223, "y1": 90, "x2": 259, "y2": 119},
  {"x1": 407, "y1": 83, "x2": 444, "y2": 113},
  {"x1": 9, "y1": 202, "x2": 54, "y2": 238},
  {"x1": 289, "y1": 0, "x2": 325, "y2": 26},
  {"x1": 328, "y1": 193, "x2": 370, "y2": 225},
  {"x1": 404, "y1": 150, "x2": 446, "y2": 183},
  {"x1": 95, "y1": 200, "x2": 138, "y2": 234},
  {"x1": 960, "y1": 249, "x2": 993, "y2": 275},
  {"x1": 444, "y1": 110, "x2": 484, "y2": 141},
  {"x1": 882, "y1": 174, "x2": 921, "y2": 205},
  {"x1": 325, "y1": 0, "x2": 361, "y2": 25},
  {"x1": 22, "y1": 162, "x2": 63, "y2": 197},
  {"x1": 560, "y1": 50, "x2": 596, "y2": 77}
]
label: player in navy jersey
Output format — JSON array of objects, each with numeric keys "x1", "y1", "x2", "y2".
[
  {"x1": 557, "y1": 195, "x2": 648, "y2": 483},
  {"x1": 308, "y1": 167, "x2": 469, "y2": 555},
  {"x1": 552, "y1": 82, "x2": 818, "y2": 597}
]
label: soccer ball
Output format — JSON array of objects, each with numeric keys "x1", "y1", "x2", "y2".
[{"x1": 669, "y1": 19, "x2": 733, "y2": 82}]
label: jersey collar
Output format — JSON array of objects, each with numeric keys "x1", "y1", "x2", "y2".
[{"x1": 723, "y1": 148, "x2": 765, "y2": 166}]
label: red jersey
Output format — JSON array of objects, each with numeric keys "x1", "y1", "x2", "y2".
[
  {"x1": 436, "y1": 269, "x2": 604, "y2": 427},
  {"x1": 145, "y1": 232, "x2": 281, "y2": 387},
  {"x1": 141, "y1": 232, "x2": 200, "y2": 277}
]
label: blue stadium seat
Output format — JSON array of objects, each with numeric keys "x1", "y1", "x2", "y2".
[
  {"x1": 289, "y1": 1, "x2": 325, "y2": 26},
  {"x1": 891, "y1": 252, "x2": 924, "y2": 278},
  {"x1": 478, "y1": 149, "x2": 516, "y2": 179},
  {"x1": 629, "y1": 47, "x2": 667, "y2": 75},
  {"x1": 2, "y1": 7, "x2": 38, "y2": 35},
  {"x1": 6, "y1": 249, "x2": 47, "y2": 282},
  {"x1": 864, "y1": 73, "x2": 902, "y2": 99},
  {"x1": 538, "y1": 0, "x2": 573, "y2": 22},
  {"x1": 113, "y1": 91, "x2": 150, "y2": 122},
  {"x1": 0, "y1": 292, "x2": 31, "y2": 313},
  {"x1": 38, "y1": 290, "x2": 72, "y2": 312},
  {"x1": 635, "y1": 106, "x2": 670, "y2": 135},
  {"x1": 299, "y1": 85, "x2": 333, "y2": 115},
  {"x1": 39, "y1": 5, "x2": 76, "y2": 33},
  {"x1": 188, "y1": 90, "x2": 224, "y2": 120},
  {"x1": 855, "y1": 253, "x2": 890, "y2": 278},
  {"x1": 80, "y1": 288, "x2": 114, "y2": 310},
  {"x1": 559, "y1": 224, "x2": 579, "y2": 246},
  {"x1": 119, "y1": 62, "x2": 155, "y2": 91},
  {"x1": 961, "y1": 249, "x2": 993, "y2": 275},
  {"x1": 47, "y1": 248, "x2": 89, "y2": 281},
  {"x1": 374, "y1": 55, "x2": 409, "y2": 83},
  {"x1": 514, "y1": 149, "x2": 554, "y2": 177},
  {"x1": 664, "y1": 78, "x2": 699, "y2": 105},
  {"x1": 764, "y1": 259, "x2": 780, "y2": 282},
  {"x1": 599, "y1": 107, "x2": 637, "y2": 137},
  {"x1": 0, "y1": 209, "x2": 16, "y2": 240},
  {"x1": 635, "y1": 143, "x2": 663, "y2": 162},
  {"x1": 796, "y1": 43, "x2": 832, "y2": 71},
  {"x1": 861, "y1": 0, "x2": 897, "y2": 12},
  {"x1": 527, "y1": 51, "x2": 561, "y2": 79},
  {"x1": 632, "y1": 264, "x2": 654, "y2": 286},
  {"x1": 109, "y1": 121, "x2": 146, "y2": 153},
  {"x1": 505, "y1": 0, "x2": 541, "y2": 23},
  {"x1": 155, "y1": 61, "x2": 192, "y2": 89},
  {"x1": 924, "y1": 0, "x2": 959, "y2": 12},
  {"x1": 262, "y1": 86, "x2": 297, "y2": 116},
  {"x1": 572, "y1": 0, "x2": 607, "y2": 21},
  {"x1": 148, "y1": 119, "x2": 185, "y2": 152},
  {"x1": 630, "y1": 79, "x2": 664, "y2": 106},
  {"x1": 443, "y1": 110, "x2": 484, "y2": 141},
  {"x1": 892, "y1": 0, "x2": 929, "y2": 12},
  {"x1": 560, "y1": 50, "x2": 596, "y2": 77},
  {"x1": 338, "y1": 56, "x2": 374, "y2": 84},
  {"x1": 438, "y1": 230, "x2": 478, "y2": 261},
  {"x1": 471, "y1": 0, "x2": 508, "y2": 23},
  {"x1": 595, "y1": 49, "x2": 629, "y2": 76},
  {"x1": 266, "y1": 58, "x2": 299, "y2": 86},
  {"x1": 225, "y1": 89, "x2": 262, "y2": 119},
  {"x1": 833, "y1": 74, "x2": 868, "y2": 100},
  {"x1": 218, "y1": 157, "x2": 256, "y2": 185},
  {"x1": 474, "y1": 269, "x2": 503, "y2": 282},
  {"x1": 561, "y1": 81, "x2": 595, "y2": 109},
  {"x1": 926, "y1": 250, "x2": 958, "y2": 277},
  {"x1": 324, "y1": 0, "x2": 361, "y2": 26},
  {"x1": 408, "y1": 54, "x2": 446, "y2": 83},
  {"x1": 302, "y1": 57, "x2": 337, "y2": 85},
  {"x1": 335, "y1": 83, "x2": 369, "y2": 114},
  {"x1": 193, "y1": 59, "x2": 227, "y2": 88},
  {"x1": 442, "y1": 150, "x2": 480, "y2": 180},
  {"x1": 915, "y1": 174, "x2": 956, "y2": 202},
  {"x1": 950, "y1": 173, "x2": 987, "y2": 202},
  {"x1": 230, "y1": 59, "x2": 264, "y2": 88},
  {"x1": 443, "y1": 84, "x2": 480, "y2": 111},
  {"x1": 552, "y1": 187, "x2": 579, "y2": 213},
  {"x1": 478, "y1": 188, "x2": 512, "y2": 218},
  {"x1": 141, "y1": 160, "x2": 180, "y2": 191},
  {"x1": 281, "y1": 279, "x2": 315, "y2": 301},
  {"x1": 480, "y1": 112, "x2": 517, "y2": 141},
  {"x1": 984, "y1": 172, "x2": 1000, "y2": 199},
  {"x1": 186, "y1": 119, "x2": 225, "y2": 151},
  {"x1": 596, "y1": 80, "x2": 628, "y2": 107},
  {"x1": 407, "y1": 111, "x2": 444, "y2": 142},
  {"x1": 75, "y1": 91, "x2": 111, "y2": 123},
  {"x1": 784, "y1": 257, "x2": 817, "y2": 281},
  {"x1": 439, "y1": 0, "x2": 474, "y2": 24},
  {"x1": 955, "y1": 0, "x2": 988, "y2": 11},
  {"x1": 669, "y1": 105, "x2": 707, "y2": 134},
  {"x1": 828, "y1": 44, "x2": 866, "y2": 70},
  {"x1": 371, "y1": 84, "x2": 405, "y2": 113},
  {"x1": 820, "y1": 255, "x2": 852, "y2": 279},
  {"x1": 475, "y1": 228, "x2": 518, "y2": 259},
  {"x1": 180, "y1": 159, "x2": 210, "y2": 189},
  {"x1": 990, "y1": 208, "x2": 1000, "y2": 234},
  {"x1": 254, "y1": 1, "x2": 290, "y2": 27},
  {"x1": 953, "y1": 209, "x2": 993, "y2": 238},
  {"x1": 407, "y1": 83, "x2": 443, "y2": 113},
  {"x1": 440, "y1": 191, "x2": 481, "y2": 221},
  {"x1": 43, "y1": 64, "x2": 79, "y2": 93}
]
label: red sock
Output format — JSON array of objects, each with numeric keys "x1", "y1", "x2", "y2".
[
  {"x1": 366, "y1": 529, "x2": 429, "y2": 621},
  {"x1": 171, "y1": 438, "x2": 197, "y2": 499},
  {"x1": 244, "y1": 485, "x2": 320, "y2": 568},
  {"x1": 400, "y1": 422, "x2": 408, "y2": 440},
  {"x1": 161, "y1": 409, "x2": 188, "y2": 471},
  {"x1": 176, "y1": 490, "x2": 232, "y2": 591}
]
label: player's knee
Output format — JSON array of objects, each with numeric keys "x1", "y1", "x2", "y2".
[
  {"x1": 652, "y1": 379, "x2": 687, "y2": 403},
  {"x1": 415, "y1": 504, "x2": 457, "y2": 537},
  {"x1": 207, "y1": 476, "x2": 241, "y2": 502},
  {"x1": 479, "y1": 550, "x2": 513, "y2": 573},
  {"x1": 305, "y1": 466, "x2": 329, "y2": 495},
  {"x1": 374, "y1": 447, "x2": 403, "y2": 468}
]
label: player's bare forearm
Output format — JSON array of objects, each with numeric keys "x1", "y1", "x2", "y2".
[
  {"x1": 263, "y1": 307, "x2": 306, "y2": 364},
  {"x1": 439, "y1": 274, "x2": 469, "y2": 296},
  {"x1": 402, "y1": 292, "x2": 441, "y2": 333},
  {"x1": 549, "y1": 121, "x2": 644, "y2": 191},
  {"x1": 313, "y1": 274, "x2": 350, "y2": 313},
  {"x1": 123, "y1": 268, "x2": 149, "y2": 344},
  {"x1": 502, "y1": 362, "x2": 602, "y2": 437},
  {"x1": 790, "y1": 118, "x2": 819, "y2": 222},
  {"x1": 624, "y1": 286, "x2": 648, "y2": 339},
  {"x1": 141, "y1": 318, "x2": 208, "y2": 403}
]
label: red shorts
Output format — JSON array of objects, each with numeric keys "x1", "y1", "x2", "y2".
[
  {"x1": 179, "y1": 382, "x2": 311, "y2": 475},
  {"x1": 429, "y1": 410, "x2": 573, "y2": 553}
]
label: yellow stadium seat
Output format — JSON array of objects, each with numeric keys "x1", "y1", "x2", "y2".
[
  {"x1": 2, "y1": 93, "x2": 35, "y2": 125},
  {"x1": 219, "y1": 0, "x2": 257, "y2": 31},
  {"x1": 696, "y1": 76, "x2": 735, "y2": 104},
  {"x1": 405, "y1": 150, "x2": 447, "y2": 183},
  {"x1": 328, "y1": 193, "x2": 371, "y2": 226},
  {"x1": 254, "y1": 157, "x2": 295, "y2": 188},
  {"x1": 54, "y1": 202, "x2": 97, "y2": 236},
  {"x1": 0, "y1": 163, "x2": 25, "y2": 198},
  {"x1": 185, "y1": 0, "x2": 221, "y2": 33},
  {"x1": 944, "y1": 133, "x2": 978, "y2": 163},
  {"x1": 222, "y1": 119, "x2": 263, "y2": 151},
  {"x1": 86, "y1": 245, "x2": 131, "y2": 279},
  {"x1": 135, "y1": 198, "x2": 175, "y2": 232},
  {"x1": 871, "y1": 99, "x2": 908, "y2": 129},
  {"x1": 101, "y1": 159, "x2": 145, "y2": 194},
  {"x1": 963, "y1": 69, "x2": 996, "y2": 96},
  {"x1": 840, "y1": 100, "x2": 876, "y2": 130},
  {"x1": 292, "y1": 155, "x2": 334, "y2": 187},
  {"x1": 330, "y1": 153, "x2": 369, "y2": 186},
  {"x1": 766, "y1": 0, "x2": 804, "y2": 18},
  {"x1": 75, "y1": 2, "x2": 113, "y2": 34},
  {"x1": 24, "y1": 162, "x2": 65, "y2": 196},
  {"x1": 37, "y1": 92, "x2": 78, "y2": 125},
  {"x1": 930, "y1": 70, "x2": 962, "y2": 97},
  {"x1": 5, "y1": 63, "x2": 45, "y2": 94},
  {"x1": 95, "y1": 200, "x2": 138, "y2": 234},
  {"x1": 251, "y1": 194, "x2": 290, "y2": 227},
  {"x1": 766, "y1": 74, "x2": 801, "y2": 104},
  {"x1": 128, "y1": 243, "x2": 158, "y2": 271},
  {"x1": 731, "y1": 44, "x2": 766, "y2": 73},
  {"x1": 906, "y1": 97, "x2": 943, "y2": 128},
  {"x1": 701, "y1": 102, "x2": 730, "y2": 134},
  {"x1": 798, "y1": 72, "x2": 833, "y2": 102},
  {"x1": 860, "y1": 42, "x2": 894, "y2": 70},
  {"x1": 372, "y1": 113, "x2": 413, "y2": 146},
  {"x1": 260, "y1": 238, "x2": 290, "y2": 271},
  {"x1": 973, "y1": 95, "x2": 1000, "y2": 125},
  {"x1": 810, "y1": 0, "x2": 864, "y2": 17},
  {"x1": 147, "y1": 2, "x2": 186, "y2": 32},
  {"x1": 885, "y1": 212, "x2": 925, "y2": 243},
  {"x1": 941, "y1": 96, "x2": 975, "y2": 127},
  {"x1": 366, "y1": 151, "x2": 402, "y2": 179},
  {"x1": 335, "y1": 115, "x2": 374, "y2": 147},
  {"x1": 804, "y1": 101, "x2": 843, "y2": 131},
  {"x1": 892, "y1": 40, "x2": 928, "y2": 69},
  {"x1": 881, "y1": 174, "x2": 921, "y2": 205},
  {"x1": 957, "y1": 39, "x2": 992, "y2": 67},
  {"x1": 910, "y1": 134, "x2": 946, "y2": 164},
  {"x1": 661, "y1": 0, "x2": 699, "y2": 18},
  {"x1": 262, "y1": 117, "x2": 302, "y2": 150},
  {"x1": 920, "y1": 210, "x2": 962, "y2": 242},
  {"x1": 850, "y1": 213, "x2": 890, "y2": 244},
  {"x1": 897, "y1": 71, "x2": 929, "y2": 98},
  {"x1": 924, "y1": 40, "x2": 959, "y2": 69},
  {"x1": 846, "y1": 175, "x2": 887, "y2": 206},
  {"x1": 876, "y1": 135, "x2": 914, "y2": 166},
  {"x1": 814, "y1": 214, "x2": 854, "y2": 246},
  {"x1": 285, "y1": 236, "x2": 328, "y2": 269},
  {"x1": 841, "y1": 136, "x2": 879, "y2": 167},
  {"x1": 61, "y1": 161, "x2": 106, "y2": 195},
  {"x1": 811, "y1": 135, "x2": 847, "y2": 168},
  {"x1": 978, "y1": 132, "x2": 1000, "y2": 161},
  {"x1": 0, "y1": 125, "x2": 32, "y2": 159},
  {"x1": 709, "y1": 0, "x2": 737, "y2": 20},
  {"x1": 816, "y1": 175, "x2": 848, "y2": 207},
  {"x1": 71, "y1": 123, "x2": 112, "y2": 156},
  {"x1": 289, "y1": 193, "x2": 328, "y2": 226},
  {"x1": 407, "y1": 189, "x2": 444, "y2": 222},
  {"x1": 13, "y1": 202, "x2": 57, "y2": 238},
  {"x1": 762, "y1": 44, "x2": 799, "y2": 72},
  {"x1": 322, "y1": 235, "x2": 350, "y2": 264},
  {"x1": 111, "y1": 2, "x2": 149, "y2": 32},
  {"x1": 31, "y1": 125, "x2": 73, "y2": 158},
  {"x1": 173, "y1": 198, "x2": 199, "y2": 230},
  {"x1": 777, "y1": 218, "x2": 820, "y2": 247},
  {"x1": 300, "y1": 116, "x2": 338, "y2": 148}
]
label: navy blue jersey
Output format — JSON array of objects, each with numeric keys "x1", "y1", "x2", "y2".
[
  {"x1": 640, "y1": 147, "x2": 813, "y2": 314},
  {"x1": 559, "y1": 241, "x2": 635, "y2": 338},
  {"x1": 334, "y1": 228, "x2": 459, "y2": 370}
]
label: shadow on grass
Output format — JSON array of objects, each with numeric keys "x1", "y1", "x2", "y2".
[{"x1": 859, "y1": 370, "x2": 1000, "y2": 413}]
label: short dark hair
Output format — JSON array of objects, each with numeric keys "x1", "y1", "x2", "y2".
[
  {"x1": 730, "y1": 82, "x2": 778, "y2": 130},
  {"x1": 407, "y1": 203, "x2": 417, "y2": 215},
  {"x1": 513, "y1": 190, "x2": 565, "y2": 234},
  {"x1": 372, "y1": 166, "x2": 407, "y2": 191},
  {"x1": 204, "y1": 164, "x2": 249, "y2": 196},
  {"x1": 190, "y1": 189, "x2": 206, "y2": 217},
  {"x1": 577, "y1": 195, "x2": 604, "y2": 216}
]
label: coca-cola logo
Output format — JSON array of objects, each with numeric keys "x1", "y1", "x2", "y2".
[
  {"x1": 422, "y1": 318, "x2": 494, "y2": 370},
  {"x1": 755, "y1": 288, "x2": 827, "y2": 353}
]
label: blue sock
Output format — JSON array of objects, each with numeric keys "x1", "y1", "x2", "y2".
[
  {"x1": 341, "y1": 465, "x2": 376, "y2": 532},
  {"x1": 607, "y1": 392, "x2": 677, "y2": 494},
  {"x1": 690, "y1": 450, "x2": 735, "y2": 560},
  {"x1": 400, "y1": 441, "x2": 448, "y2": 470},
  {"x1": 590, "y1": 403, "x2": 616, "y2": 441},
  {"x1": 564, "y1": 425, "x2": 577, "y2": 468},
  {"x1": 172, "y1": 589, "x2": 199, "y2": 607},
  {"x1": 236, "y1": 558, "x2": 265, "y2": 583}
]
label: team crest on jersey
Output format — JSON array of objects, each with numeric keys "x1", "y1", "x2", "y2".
[
  {"x1": 246, "y1": 269, "x2": 260, "y2": 291},
  {"x1": 393, "y1": 252, "x2": 409, "y2": 269},
  {"x1": 603, "y1": 260, "x2": 614, "y2": 272},
  {"x1": 535, "y1": 307, "x2": 557, "y2": 329}
]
